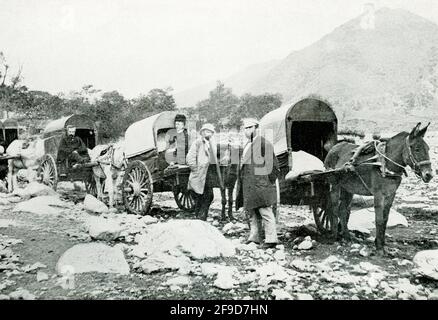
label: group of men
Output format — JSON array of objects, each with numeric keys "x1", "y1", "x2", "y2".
[
  {"x1": 171, "y1": 115, "x2": 280, "y2": 249},
  {"x1": 54, "y1": 115, "x2": 281, "y2": 249}
]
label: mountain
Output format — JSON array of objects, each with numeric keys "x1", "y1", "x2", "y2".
[
  {"x1": 175, "y1": 8, "x2": 438, "y2": 131},
  {"x1": 175, "y1": 59, "x2": 280, "y2": 107}
]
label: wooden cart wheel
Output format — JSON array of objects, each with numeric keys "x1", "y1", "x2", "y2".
[
  {"x1": 122, "y1": 160, "x2": 153, "y2": 215},
  {"x1": 38, "y1": 154, "x2": 58, "y2": 190},
  {"x1": 173, "y1": 186, "x2": 195, "y2": 212},
  {"x1": 312, "y1": 195, "x2": 337, "y2": 238}
]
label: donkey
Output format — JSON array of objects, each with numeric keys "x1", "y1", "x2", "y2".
[
  {"x1": 324, "y1": 123, "x2": 433, "y2": 255},
  {"x1": 215, "y1": 142, "x2": 242, "y2": 221}
]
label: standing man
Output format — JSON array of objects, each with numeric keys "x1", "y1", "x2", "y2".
[
  {"x1": 186, "y1": 123, "x2": 217, "y2": 221},
  {"x1": 236, "y1": 118, "x2": 280, "y2": 249}
]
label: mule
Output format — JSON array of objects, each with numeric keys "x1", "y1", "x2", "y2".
[
  {"x1": 324, "y1": 122, "x2": 433, "y2": 255},
  {"x1": 215, "y1": 142, "x2": 242, "y2": 220},
  {"x1": 89, "y1": 142, "x2": 126, "y2": 208}
]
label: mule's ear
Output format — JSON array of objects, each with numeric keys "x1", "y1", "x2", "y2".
[
  {"x1": 418, "y1": 122, "x2": 430, "y2": 138},
  {"x1": 409, "y1": 122, "x2": 422, "y2": 138}
]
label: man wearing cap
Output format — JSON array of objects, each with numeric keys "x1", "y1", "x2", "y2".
[
  {"x1": 186, "y1": 123, "x2": 217, "y2": 220},
  {"x1": 57, "y1": 125, "x2": 90, "y2": 175},
  {"x1": 167, "y1": 114, "x2": 189, "y2": 165},
  {"x1": 236, "y1": 118, "x2": 280, "y2": 249}
]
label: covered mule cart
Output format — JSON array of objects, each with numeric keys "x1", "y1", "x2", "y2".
[
  {"x1": 260, "y1": 97, "x2": 343, "y2": 236},
  {"x1": 37, "y1": 114, "x2": 99, "y2": 193},
  {"x1": 0, "y1": 118, "x2": 23, "y2": 181},
  {"x1": 1, "y1": 118, "x2": 20, "y2": 149},
  {"x1": 122, "y1": 111, "x2": 198, "y2": 215}
]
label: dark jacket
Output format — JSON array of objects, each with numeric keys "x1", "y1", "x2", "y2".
[
  {"x1": 236, "y1": 134, "x2": 279, "y2": 211},
  {"x1": 57, "y1": 134, "x2": 89, "y2": 163},
  {"x1": 168, "y1": 129, "x2": 189, "y2": 164}
]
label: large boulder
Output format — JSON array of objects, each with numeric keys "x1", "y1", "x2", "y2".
[
  {"x1": 84, "y1": 216, "x2": 126, "y2": 241},
  {"x1": 348, "y1": 208, "x2": 408, "y2": 233},
  {"x1": 56, "y1": 243, "x2": 129, "y2": 275},
  {"x1": 133, "y1": 219, "x2": 236, "y2": 260},
  {"x1": 13, "y1": 182, "x2": 57, "y2": 199},
  {"x1": 413, "y1": 250, "x2": 438, "y2": 281},
  {"x1": 134, "y1": 252, "x2": 192, "y2": 274},
  {"x1": 13, "y1": 196, "x2": 71, "y2": 215},
  {"x1": 83, "y1": 195, "x2": 109, "y2": 214}
]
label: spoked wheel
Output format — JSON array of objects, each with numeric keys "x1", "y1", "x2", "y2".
[
  {"x1": 122, "y1": 160, "x2": 153, "y2": 215},
  {"x1": 38, "y1": 155, "x2": 58, "y2": 190},
  {"x1": 312, "y1": 195, "x2": 337, "y2": 239},
  {"x1": 173, "y1": 186, "x2": 195, "y2": 212}
]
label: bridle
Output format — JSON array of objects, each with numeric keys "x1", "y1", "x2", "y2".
[
  {"x1": 403, "y1": 136, "x2": 431, "y2": 178},
  {"x1": 371, "y1": 136, "x2": 431, "y2": 178},
  {"x1": 97, "y1": 145, "x2": 125, "y2": 170}
]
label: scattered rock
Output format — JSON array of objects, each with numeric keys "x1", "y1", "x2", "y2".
[
  {"x1": 84, "y1": 216, "x2": 126, "y2": 241},
  {"x1": 413, "y1": 249, "x2": 438, "y2": 280},
  {"x1": 348, "y1": 208, "x2": 408, "y2": 233},
  {"x1": 165, "y1": 275, "x2": 191, "y2": 287},
  {"x1": 22, "y1": 262, "x2": 47, "y2": 273},
  {"x1": 36, "y1": 271, "x2": 49, "y2": 282},
  {"x1": 56, "y1": 243, "x2": 130, "y2": 275},
  {"x1": 359, "y1": 247, "x2": 370, "y2": 257},
  {"x1": 13, "y1": 196, "x2": 70, "y2": 215},
  {"x1": 298, "y1": 236, "x2": 313, "y2": 250},
  {"x1": 273, "y1": 250, "x2": 286, "y2": 261},
  {"x1": 84, "y1": 194, "x2": 109, "y2": 214},
  {"x1": 200, "y1": 263, "x2": 238, "y2": 277},
  {"x1": 214, "y1": 270, "x2": 237, "y2": 290},
  {"x1": 133, "y1": 220, "x2": 235, "y2": 260},
  {"x1": 428, "y1": 289, "x2": 438, "y2": 300},
  {"x1": 13, "y1": 182, "x2": 57, "y2": 199},
  {"x1": 290, "y1": 259, "x2": 315, "y2": 272},
  {"x1": 272, "y1": 289, "x2": 293, "y2": 300},
  {"x1": 222, "y1": 222, "x2": 247, "y2": 235},
  {"x1": 9, "y1": 288, "x2": 35, "y2": 300},
  {"x1": 0, "y1": 219, "x2": 18, "y2": 228},
  {"x1": 135, "y1": 252, "x2": 191, "y2": 274},
  {"x1": 140, "y1": 215, "x2": 158, "y2": 225},
  {"x1": 295, "y1": 293, "x2": 313, "y2": 300}
]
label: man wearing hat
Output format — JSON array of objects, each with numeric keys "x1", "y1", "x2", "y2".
[
  {"x1": 167, "y1": 114, "x2": 189, "y2": 165},
  {"x1": 236, "y1": 118, "x2": 280, "y2": 249},
  {"x1": 186, "y1": 123, "x2": 217, "y2": 220}
]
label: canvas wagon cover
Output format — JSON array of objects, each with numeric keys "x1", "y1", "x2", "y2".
[
  {"x1": 43, "y1": 114, "x2": 95, "y2": 137},
  {"x1": 2, "y1": 118, "x2": 19, "y2": 129},
  {"x1": 125, "y1": 111, "x2": 180, "y2": 158},
  {"x1": 260, "y1": 98, "x2": 337, "y2": 155}
]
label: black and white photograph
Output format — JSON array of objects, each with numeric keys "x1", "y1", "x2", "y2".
[{"x1": 1, "y1": 0, "x2": 438, "y2": 307}]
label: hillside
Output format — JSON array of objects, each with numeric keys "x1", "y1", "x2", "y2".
[{"x1": 175, "y1": 8, "x2": 438, "y2": 131}]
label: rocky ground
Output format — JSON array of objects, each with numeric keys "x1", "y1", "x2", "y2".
[{"x1": 1, "y1": 136, "x2": 438, "y2": 300}]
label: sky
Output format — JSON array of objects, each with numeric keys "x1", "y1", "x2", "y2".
[{"x1": 1, "y1": 0, "x2": 438, "y2": 98}]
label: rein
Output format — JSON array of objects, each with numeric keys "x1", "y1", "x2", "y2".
[{"x1": 349, "y1": 135, "x2": 428, "y2": 194}]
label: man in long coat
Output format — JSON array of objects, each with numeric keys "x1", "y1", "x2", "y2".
[
  {"x1": 186, "y1": 123, "x2": 217, "y2": 220},
  {"x1": 236, "y1": 118, "x2": 280, "y2": 249}
]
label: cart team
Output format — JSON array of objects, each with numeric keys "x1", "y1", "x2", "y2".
[{"x1": 0, "y1": 114, "x2": 281, "y2": 250}]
